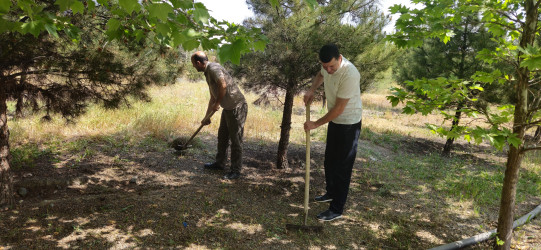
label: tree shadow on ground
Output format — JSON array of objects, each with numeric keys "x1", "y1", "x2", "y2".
[{"x1": 1, "y1": 130, "x2": 539, "y2": 249}]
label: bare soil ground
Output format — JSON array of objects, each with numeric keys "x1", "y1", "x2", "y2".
[{"x1": 1, "y1": 132, "x2": 540, "y2": 249}]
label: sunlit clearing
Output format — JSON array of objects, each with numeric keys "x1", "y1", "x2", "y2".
[{"x1": 226, "y1": 223, "x2": 263, "y2": 234}]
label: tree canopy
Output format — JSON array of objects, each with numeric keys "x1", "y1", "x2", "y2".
[
  {"x1": 0, "y1": 0, "x2": 267, "y2": 64},
  {"x1": 391, "y1": 13, "x2": 516, "y2": 154}
]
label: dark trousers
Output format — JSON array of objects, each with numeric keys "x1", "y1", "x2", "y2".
[
  {"x1": 324, "y1": 120, "x2": 362, "y2": 214},
  {"x1": 216, "y1": 102, "x2": 247, "y2": 173}
]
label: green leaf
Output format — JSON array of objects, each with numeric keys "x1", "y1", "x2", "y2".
[
  {"x1": 403, "y1": 105, "x2": 415, "y2": 114},
  {"x1": 0, "y1": 0, "x2": 12, "y2": 13},
  {"x1": 218, "y1": 38, "x2": 246, "y2": 64},
  {"x1": 193, "y1": 3, "x2": 209, "y2": 24},
  {"x1": 469, "y1": 84, "x2": 484, "y2": 91},
  {"x1": 389, "y1": 4, "x2": 408, "y2": 14},
  {"x1": 0, "y1": 18, "x2": 13, "y2": 32},
  {"x1": 184, "y1": 28, "x2": 200, "y2": 38},
  {"x1": 119, "y1": 0, "x2": 140, "y2": 14},
  {"x1": 182, "y1": 39, "x2": 199, "y2": 51},
  {"x1": 487, "y1": 23, "x2": 506, "y2": 37},
  {"x1": 171, "y1": 31, "x2": 186, "y2": 47},
  {"x1": 269, "y1": 0, "x2": 279, "y2": 8},
  {"x1": 106, "y1": 18, "x2": 121, "y2": 31},
  {"x1": 170, "y1": 0, "x2": 192, "y2": 9},
  {"x1": 507, "y1": 135, "x2": 522, "y2": 149},
  {"x1": 496, "y1": 236, "x2": 505, "y2": 246},
  {"x1": 427, "y1": 124, "x2": 438, "y2": 132},
  {"x1": 304, "y1": 0, "x2": 317, "y2": 9},
  {"x1": 442, "y1": 30, "x2": 454, "y2": 44},
  {"x1": 386, "y1": 96, "x2": 400, "y2": 107},
  {"x1": 175, "y1": 12, "x2": 188, "y2": 25},
  {"x1": 473, "y1": 70, "x2": 501, "y2": 84},
  {"x1": 493, "y1": 135, "x2": 507, "y2": 150},
  {"x1": 253, "y1": 39, "x2": 267, "y2": 52},
  {"x1": 96, "y1": 0, "x2": 108, "y2": 7},
  {"x1": 21, "y1": 20, "x2": 44, "y2": 37},
  {"x1": 71, "y1": 0, "x2": 84, "y2": 14},
  {"x1": 202, "y1": 38, "x2": 221, "y2": 50},
  {"x1": 520, "y1": 55, "x2": 541, "y2": 71},
  {"x1": 44, "y1": 23, "x2": 58, "y2": 37},
  {"x1": 55, "y1": 0, "x2": 73, "y2": 11},
  {"x1": 105, "y1": 27, "x2": 122, "y2": 40},
  {"x1": 64, "y1": 25, "x2": 80, "y2": 42},
  {"x1": 86, "y1": 0, "x2": 95, "y2": 10},
  {"x1": 148, "y1": 3, "x2": 173, "y2": 21},
  {"x1": 134, "y1": 29, "x2": 145, "y2": 42},
  {"x1": 155, "y1": 23, "x2": 170, "y2": 36}
]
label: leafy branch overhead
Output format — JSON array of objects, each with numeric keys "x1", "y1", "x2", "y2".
[{"x1": 0, "y1": 0, "x2": 267, "y2": 64}]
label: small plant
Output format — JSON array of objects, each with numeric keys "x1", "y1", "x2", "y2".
[
  {"x1": 10, "y1": 144, "x2": 49, "y2": 169},
  {"x1": 496, "y1": 236, "x2": 505, "y2": 246}
]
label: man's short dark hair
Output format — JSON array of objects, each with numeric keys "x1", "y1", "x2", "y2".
[
  {"x1": 192, "y1": 53, "x2": 208, "y2": 63},
  {"x1": 319, "y1": 44, "x2": 340, "y2": 63}
]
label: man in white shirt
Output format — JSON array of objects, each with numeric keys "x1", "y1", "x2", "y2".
[{"x1": 304, "y1": 44, "x2": 362, "y2": 221}]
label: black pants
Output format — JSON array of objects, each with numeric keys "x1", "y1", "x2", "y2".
[
  {"x1": 324, "y1": 120, "x2": 361, "y2": 214},
  {"x1": 216, "y1": 102, "x2": 248, "y2": 173}
]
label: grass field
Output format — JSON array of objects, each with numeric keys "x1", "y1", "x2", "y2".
[{"x1": 3, "y1": 79, "x2": 541, "y2": 249}]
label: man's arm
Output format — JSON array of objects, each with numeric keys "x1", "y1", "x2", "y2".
[
  {"x1": 202, "y1": 96, "x2": 216, "y2": 125},
  {"x1": 212, "y1": 77, "x2": 227, "y2": 111},
  {"x1": 304, "y1": 97, "x2": 349, "y2": 131},
  {"x1": 303, "y1": 71, "x2": 324, "y2": 106}
]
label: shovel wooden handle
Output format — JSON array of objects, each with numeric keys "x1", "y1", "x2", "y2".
[
  {"x1": 304, "y1": 104, "x2": 310, "y2": 226},
  {"x1": 183, "y1": 110, "x2": 216, "y2": 148}
]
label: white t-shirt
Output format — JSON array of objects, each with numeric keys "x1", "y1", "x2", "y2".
[{"x1": 321, "y1": 56, "x2": 362, "y2": 125}]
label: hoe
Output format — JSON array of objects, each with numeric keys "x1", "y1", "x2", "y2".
[
  {"x1": 174, "y1": 110, "x2": 216, "y2": 152},
  {"x1": 286, "y1": 103, "x2": 323, "y2": 233}
]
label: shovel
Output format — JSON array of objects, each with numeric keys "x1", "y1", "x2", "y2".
[
  {"x1": 286, "y1": 103, "x2": 323, "y2": 233},
  {"x1": 174, "y1": 110, "x2": 216, "y2": 151}
]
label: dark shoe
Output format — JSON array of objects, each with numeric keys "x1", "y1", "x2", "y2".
[
  {"x1": 317, "y1": 210, "x2": 342, "y2": 221},
  {"x1": 314, "y1": 194, "x2": 333, "y2": 203},
  {"x1": 223, "y1": 172, "x2": 241, "y2": 180},
  {"x1": 204, "y1": 162, "x2": 224, "y2": 170}
]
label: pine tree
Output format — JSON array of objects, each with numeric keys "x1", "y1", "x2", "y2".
[{"x1": 236, "y1": 0, "x2": 394, "y2": 168}]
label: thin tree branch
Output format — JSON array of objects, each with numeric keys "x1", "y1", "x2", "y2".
[
  {"x1": 529, "y1": 119, "x2": 541, "y2": 126},
  {"x1": 521, "y1": 146, "x2": 541, "y2": 154},
  {"x1": 495, "y1": 10, "x2": 523, "y2": 26},
  {"x1": 485, "y1": 20, "x2": 521, "y2": 32}
]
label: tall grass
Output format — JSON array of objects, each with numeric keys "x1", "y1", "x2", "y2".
[
  {"x1": 9, "y1": 78, "x2": 538, "y2": 153},
  {"x1": 9, "y1": 81, "x2": 289, "y2": 145}
]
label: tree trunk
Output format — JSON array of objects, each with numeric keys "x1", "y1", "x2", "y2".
[
  {"x1": 15, "y1": 92, "x2": 23, "y2": 118},
  {"x1": 15, "y1": 70, "x2": 27, "y2": 118},
  {"x1": 534, "y1": 126, "x2": 541, "y2": 144},
  {"x1": 497, "y1": 145, "x2": 523, "y2": 249},
  {"x1": 442, "y1": 103, "x2": 463, "y2": 156},
  {"x1": 495, "y1": 1, "x2": 537, "y2": 249},
  {"x1": 0, "y1": 84, "x2": 14, "y2": 208},
  {"x1": 443, "y1": 19, "x2": 469, "y2": 156},
  {"x1": 276, "y1": 81, "x2": 296, "y2": 169}
]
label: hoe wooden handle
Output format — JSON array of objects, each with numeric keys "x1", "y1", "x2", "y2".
[
  {"x1": 183, "y1": 110, "x2": 216, "y2": 148},
  {"x1": 304, "y1": 104, "x2": 311, "y2": 225}
]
